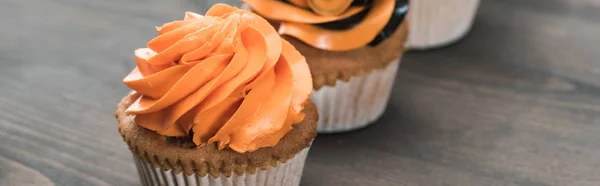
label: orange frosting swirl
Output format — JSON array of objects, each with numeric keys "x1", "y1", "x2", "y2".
[
  {"x1": 243, "y1": 0, "x2": 395, "y2": 51},
  {"x1": 122, "y1": 4, "x2": 312, "y2": 153}
]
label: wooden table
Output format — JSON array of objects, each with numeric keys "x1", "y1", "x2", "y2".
[{"x1": 2, "y1": 0, "x2": 600, "y2": 185}]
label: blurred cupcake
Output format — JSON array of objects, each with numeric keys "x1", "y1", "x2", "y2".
[
  {"x1": 244, "y1": 0, "x2": 409, "y2": 133},
  {"x1": 115, "y1": 4, "x2": 317, "y2": 186},
  {"x1": 406, "y1": 0, "x2": 480, "y2": 49}
]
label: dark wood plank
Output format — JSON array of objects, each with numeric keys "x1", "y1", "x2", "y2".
[
  {"x1": 1, "y1": 0, "x2": 599, "y2": 185},
  {"x1": 0, "y1": 155, "x2": 53, "y2": 186}
]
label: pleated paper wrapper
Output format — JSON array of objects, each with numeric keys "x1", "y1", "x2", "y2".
[
  {"x1": 311, "y1": 59, "x2": 400, "y2": 133},
  {"x1": 133, "y1": 148, "x2": 310, "y2": 186},
  {"x1": 406, "y1": 0, "x2": 481, "y2": 49}
]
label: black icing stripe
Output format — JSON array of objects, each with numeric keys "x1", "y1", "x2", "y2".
[
  {"x1": 313, "y1": 0, "x2": 373, "y2": 30},
  {"x1": 313, "y1": 7, "x2": 370, "y2": 30},
  {"x1": 280, "y1": 0, "x2": 408, "y2": 47},
  {"x1": 350, "y1": 0, "x2": 372, "y2": 7},
  {"x1": 284, "y1": 0, "x2": 371, "y2": 6},
  {"x1": 369, "y1": 0, "x2": 408, "y2": 46}
]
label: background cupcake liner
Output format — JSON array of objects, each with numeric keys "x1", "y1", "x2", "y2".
[
  {"x1": 406, "y1": 0, "x2": 481, "y2": 49},
  {"x1": 132, "y1": 148, "x2": 310, "y2": 186},
  {"x1": 311, "y1": 59, "x2": 400, "y2": 133}
]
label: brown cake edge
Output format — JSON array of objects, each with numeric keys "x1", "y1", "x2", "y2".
[
  {"x1": 283, "y1": 22, "x2": 409, "y2": 90},
  {"x1": 115, "y1": 92, "x2": 318, "y2": 178}
]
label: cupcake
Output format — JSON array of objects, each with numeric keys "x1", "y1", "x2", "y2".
[
  {"x1": 406, "y1": 0, "x2": 480, "y2": 49},
  {"x1": 243, "y1": 0, "x2": 409, "y2": 133},
  {"x1": 115, "y1": 4, "x2": 317, "y2": 186}
]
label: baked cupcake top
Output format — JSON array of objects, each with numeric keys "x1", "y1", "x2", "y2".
[
  {"x1": 243, "y1": 0, "x2": 409, "y2": 51},
  {"x1": 122, "y1": 4, "x2": 312, "y2": 153}
]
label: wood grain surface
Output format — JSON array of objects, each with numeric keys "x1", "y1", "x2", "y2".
[{"x1": 1, "y1": 0, "x2": 600, "y2": 185}]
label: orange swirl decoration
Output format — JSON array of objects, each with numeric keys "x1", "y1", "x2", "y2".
[
  {"x1": 243, "y1": 0, "x2": 395, "y2": 51},
  {"x1": 122, "y1": 4, "x2": 312, "y2": 153}
]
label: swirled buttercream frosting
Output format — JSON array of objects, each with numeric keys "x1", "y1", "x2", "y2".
[
  {"x1": 244, "y1": 0, "x2": 409, "y2": 51},
  {"x1": 122, "y1": 4, "x2": 312, "y2": 153}
]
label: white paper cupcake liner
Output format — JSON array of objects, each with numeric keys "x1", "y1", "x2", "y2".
[
  {"x1": 406, "y1": 0, "x2": 481, "y2": 49},
  {"x1": 311, "y1": 59, "x2": 400, "y2": 133},
  {"x1": 132, "y1": 148, "x2": 310, "y2": 186}
]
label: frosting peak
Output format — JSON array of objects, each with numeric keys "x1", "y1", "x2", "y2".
[{"x1": 123, "y1": 4, "x2": 312, "y2": 153}]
